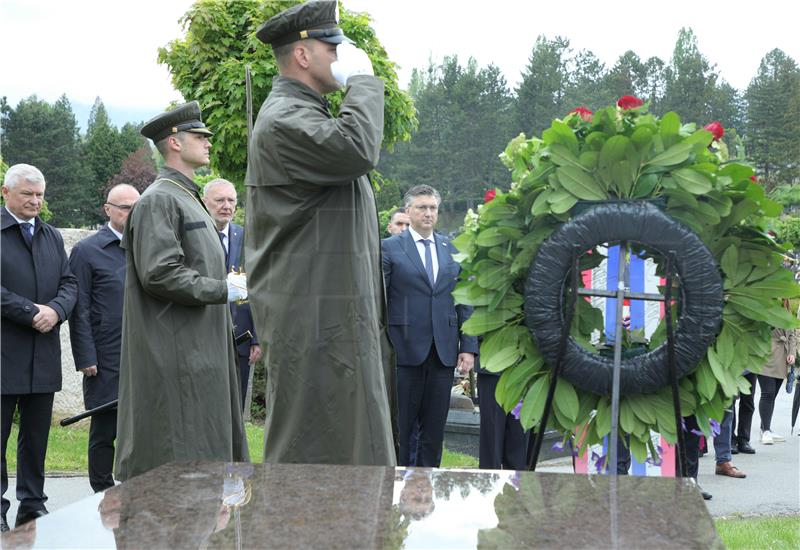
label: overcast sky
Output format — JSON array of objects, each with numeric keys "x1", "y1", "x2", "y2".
[{"x1": 2, "y1": 0, "x2": 798, "y2": 122}]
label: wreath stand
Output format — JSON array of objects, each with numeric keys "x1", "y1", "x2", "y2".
[{"x1": 526, "y1": 242, "x2": 688, "y2": 478}]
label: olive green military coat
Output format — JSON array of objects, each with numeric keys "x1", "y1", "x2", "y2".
[
  {"x1": 245, "y1": 75, "x2": 397, "y2": 465},
  {"x1": 115, "y1": 167, "x2": 249, "y2": 481}
]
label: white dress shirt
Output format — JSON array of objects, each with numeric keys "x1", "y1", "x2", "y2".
[
  {"x1": 108, "y1": 224, "x2": 123, "y2": 241},
  {"x1": 408, "y1": 226, "x2": 438, "y2": 284},
  {"x1": 5, "y1": 206, "x2": 35, "y2": 229},
  {"x1": 218, "y1": 223, "x2": 230, "y2": 254}
]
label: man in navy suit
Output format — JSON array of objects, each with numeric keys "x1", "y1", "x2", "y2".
[
  {"x1": 1, "y1": 164, "x2": 77, "y2": 530},
  {"x1": 382, "y1": 185, "x2": 478, "y2": 467},
  {"x1": 69, "y1": 184, "x2": 140, "y2": 492},
  {"x1": 203, "y1": 179, "x2": 262, "y2": 411}
]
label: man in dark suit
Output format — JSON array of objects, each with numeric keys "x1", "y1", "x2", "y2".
[
  {"x1": 382, "y1": 185, "x2": 478, "y2": 467},
  {"x1": 203, "y1": 179, "x2": 261, "y2": 411},
  {"x1": 476, "y1": 354, "x2": 530, "y2": 470},
  {"x1": 68, "y1": 184, "x2": 140, "y2": 492},
  {"x1": 386, "y1": 208, "x2": 410, "y2": 237},
  {"x1": 1, "y1": 164, "x2": 78, "y2": 530}
]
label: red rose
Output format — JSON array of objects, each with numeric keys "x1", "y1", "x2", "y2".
[
  {"x1": 704, "y1": 121, "x2": 725, "y2": 141},
  {"x1": 617, "y1": 95, "x2": 644, "y2": 110},
  {"x1": 750, "y1": 175, "x2": 757, "y2": 182},
  {"x1": 569, "y1": 106, "x2": 593, "y2": 121},
  {"x1": 484, "y1": 189, "x2": 496, "y2": 203}
]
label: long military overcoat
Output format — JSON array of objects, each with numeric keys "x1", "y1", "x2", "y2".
[
  {"x1": 114, "y1": 167, "x2": 248, "y2": 481},
  {"x1": 245, "y1": 75, "x2": 397, "y2": 465}
]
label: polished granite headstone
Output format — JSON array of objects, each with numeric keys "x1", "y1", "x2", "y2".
[{"x1": 1, "y1": 462, "x2": 722, "y2": 549}]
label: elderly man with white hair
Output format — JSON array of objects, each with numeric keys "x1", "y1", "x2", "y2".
[{"x1": 1, "y1": 164, "x2": 78, "y2": 530}]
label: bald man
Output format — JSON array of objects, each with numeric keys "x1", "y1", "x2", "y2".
[{"x1": 69, "y1": 184, "x2": 140, "y2": 492}]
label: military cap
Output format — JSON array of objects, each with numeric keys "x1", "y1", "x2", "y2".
[
  {"x1": 256, "y1": 0, "x2": 348, "y2": 47},
  {"x1": 140, "y1": 101, "x2": 213, "y2": 144}
]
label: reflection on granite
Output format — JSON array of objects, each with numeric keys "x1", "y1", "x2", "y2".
[{"x1": 1, "y1": 462, "x2": 722, "y2": 549}]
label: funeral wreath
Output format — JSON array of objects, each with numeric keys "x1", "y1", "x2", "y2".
[{"x1": 452, "y1": 97, "x2": 800, "y2": 462}]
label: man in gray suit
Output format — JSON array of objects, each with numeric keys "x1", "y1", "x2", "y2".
[{"x1": 381, "y1": 185, "x2": 477, "y2": 467}]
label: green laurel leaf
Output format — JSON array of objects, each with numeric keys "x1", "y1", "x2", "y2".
[
  {"x1": 556, "y1": 166, "x2": 607, "y2": 200},
  {"x1": 549, "y1": 143, "x2": 586, "y2": 171},
  {"x1": 672, "y1": 168, "x2": 712, "y2": 194},
  {"x1": 554, "y1": 379, "x2": 579, "y2": 423},
  {"x1": 461, "y1": 308, "x2": 516, "y2": 335},
  {"x1": 646, "y1": 142, "x2": 692, "y2": 167},
  {"x1": 519, "y1": 376, "x2": 549, "y2": 428}
]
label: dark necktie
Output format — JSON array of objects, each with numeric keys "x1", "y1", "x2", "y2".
[
  {"x1": 421, "y1": 239, "x2": 434, "y2": 286},
  {"x1": 218, "y1": 231, "x2": 229, "y2": 271},
  {"x1": 19, "y1": 222, "x2": 33, "y2": 246}
]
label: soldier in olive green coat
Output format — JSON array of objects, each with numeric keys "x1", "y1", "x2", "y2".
[
  {"x1": 115, "y1": 102, "x2": 249, "y2": 481},
  {"x1": 245, "y1": 1, "x2": 397, "y2": 465}
]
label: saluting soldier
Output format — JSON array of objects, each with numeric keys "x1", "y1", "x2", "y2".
[
  {"x1": 114, "y1": 102, "x2": 249, "y2": 481},
  {"x1": 245, "y1": 0, "x2": 397, "y2": 465}
]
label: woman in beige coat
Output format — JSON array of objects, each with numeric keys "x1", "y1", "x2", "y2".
[{"x1": 758, "y1": 299, "x2": 796, "y2": 444}]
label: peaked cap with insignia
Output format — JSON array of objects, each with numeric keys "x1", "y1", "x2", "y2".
[
  {"x1": 256, "y1": 0, "x2": 348, "y2": 47},
  {"x1": 140, "y1": 101, "x2": 213, "y2": 144}
]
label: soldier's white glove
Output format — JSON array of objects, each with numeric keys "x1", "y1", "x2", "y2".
[
  {"x1": 330, "y1": 42, "x2": 374, "y2": 87},
  {"x1": 226, "y1": 272, "x2": 248, "y2": 302}
]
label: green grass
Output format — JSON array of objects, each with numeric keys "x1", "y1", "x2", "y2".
[
  {"x1": 441, "y1": 447, "x2": 479, "y2": 468},
  {"x1": 245, "y1": 423, "x2": 263, "y2": 463},
  {"x1": 715, "y1": 515, "x2": 800, "y2": 549},
  {"x1": 6, "y1": 422, "x2": 478, "y2": 475},
  {"x1": 6, "y1": 422, "x2": 265, "y2": 473},
  {"x1": 7, "y1": 423, "x2": 89, "y2": 473},
  {"x1": 7, "y1": 422, "x2": 474, "y2": 472}
]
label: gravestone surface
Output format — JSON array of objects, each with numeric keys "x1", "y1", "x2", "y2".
[{"x1": 1, "y1": 462, "x2": 722, "y2": 549}]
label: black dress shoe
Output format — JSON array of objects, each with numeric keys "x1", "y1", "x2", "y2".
[
  {"x1": 1, "y1": 513, "x2": 9, "y2": 532},
  {"x1": 14, "y1": 508, "x2": 48, "y2": 528},
  {"x1": 737, "y1": 441, "x2": 756, "y2": 454},
  {"x1": 731, "y1": 446, "x2": 739, "y2": 455},
  {"x1": 701, "y1": 491, "x2": 713, "y2": 501}
]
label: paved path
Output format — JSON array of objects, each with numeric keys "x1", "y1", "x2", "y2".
[{"x1": 6, "y1": 384, "x2": 798, "y2": 524}]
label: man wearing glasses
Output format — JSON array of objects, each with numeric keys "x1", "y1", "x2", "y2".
[{"x1": 68, "y1": 184, "x2": 139, "y2": 492}]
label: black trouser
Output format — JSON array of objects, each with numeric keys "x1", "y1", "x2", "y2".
[
  {"x1": 238, "y1": 355, "x2": 251, "y2": 413},
  {"x1": 1, "y1": 393, "x2": 54, "y2": 517},
  {"x1": 477, "y1": 373, "x2": 529, "y2": 470},
  {"x1": 614, "y1": 434, "x2": 632, "y2": 475},
  {"x1": 757, "y1": 375, "x2": 783, "y2": 431},
  {"x1": 733, "y1": 372, "x2": 757, "y2": 444},
  {"x1": 681, "y1": 415, "x2": 701, "y2": 479},
  {"x1": 397, "y1": 345, "x2": 453, "y2": 467},
  {"x1": 88, "y1": 408, "x2": 117, "y2": 492}
]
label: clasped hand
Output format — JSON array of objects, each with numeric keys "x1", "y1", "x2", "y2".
[{"x1": 32, "y1": 304, "x2": 59, "y2": 333}]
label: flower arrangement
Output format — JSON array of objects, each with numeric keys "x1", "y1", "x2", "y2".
[{"x1": 452, "y1": 97, "x2": 800, "y2": 461}]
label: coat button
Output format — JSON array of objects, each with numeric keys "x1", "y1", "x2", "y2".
[{"x1": 24, "y1": 305, "x2": 32, "y2": 312}]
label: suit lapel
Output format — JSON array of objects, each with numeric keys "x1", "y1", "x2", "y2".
[
  {"x1": 433, "y1": 233, "x2": 451, "y2": 292},
  {"x1": 401, "y1": 230, "x2": 432, "y2": 288}
]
